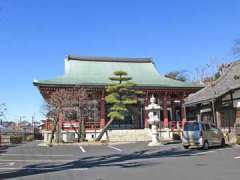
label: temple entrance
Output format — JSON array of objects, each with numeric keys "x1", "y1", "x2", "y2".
[
  {"x1": 156, "y1": 96, "x2": 184, "y2": 129},
  {"x1": 106, "y1": 103, "x2": 145, "y2": 129}
]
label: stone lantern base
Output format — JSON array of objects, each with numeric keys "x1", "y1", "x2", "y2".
[
  {"x1": 148, "y1": 141, "x2": 161, "y2": 146},
  {"x1": 147, "y1": 124, "x2": 161, "y2": 146}
]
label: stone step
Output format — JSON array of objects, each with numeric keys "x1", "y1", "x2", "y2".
[{"x1": 107, "y1": 129, "x2": 151, "y2": 142}]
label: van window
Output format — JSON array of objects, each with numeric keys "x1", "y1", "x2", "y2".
[
  {"x1": 184, "y1": 122, "x2": 200, "y2": 131},
  {"x1": 211, "y1": 124, "x2": 217, "y2": 128},
  {"x1": 205, "y1": 124, "x2": 210, "y2": 130},
  {"x1": 201, "y1": 123, "x2": 206, "y2": 130}
]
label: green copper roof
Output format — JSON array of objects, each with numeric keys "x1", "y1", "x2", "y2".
[{"x1": 34, "y1": 55, "x2": 201, "y2": 88}]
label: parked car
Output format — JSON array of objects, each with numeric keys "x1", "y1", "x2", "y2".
[{"x1": 182, "y1": 121, "x2": 225, "y2": 150}]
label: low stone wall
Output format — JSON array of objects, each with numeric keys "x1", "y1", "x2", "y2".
[
  {"x1": 0, "y1": 135, "x2": 11, "y2": 145},
  {"x1": 221, "y1": 128, "x2": 237, "y2": 144},
  {"x1": 43, "y1": 130, "x2": 108, "y2": 143},
  {"x1": 42, "y1": 129, "x2": 151, "y2": 142},
  {"x1": 42, "y1": 129, "x2": 182, "y2": 143}
]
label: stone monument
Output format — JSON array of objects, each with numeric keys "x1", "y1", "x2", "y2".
[{"x1": 145, "y1": 95, "x2": 162, "y2": 146}]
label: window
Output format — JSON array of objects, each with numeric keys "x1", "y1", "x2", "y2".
[
  {"x1": 210, "y1": 124, "x2": 217, "y2": 128},
  {"x1": 184, "y1": 122, "x2": 200, "y2": 131}
]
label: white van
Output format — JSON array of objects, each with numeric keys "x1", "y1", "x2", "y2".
[{"x1": 182, "y1": 121, "x2": 225, "y2": 150}]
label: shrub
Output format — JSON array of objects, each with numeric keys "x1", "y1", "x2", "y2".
[
  {"x1": 236, "y1": 136, "x2": 240, "y2": 145},
  {"x1": 26, "y1": 135, "x2": 34, "y2": 141},
  {"x1": 10, "y1": 136, "x2": 22, "y2": 144},
  {"x1": 235, "y1": 123, "x2": 240, "y2": 136},
  {"x1": 173, "y1": 132, "x2": 181, "y2": 140}
]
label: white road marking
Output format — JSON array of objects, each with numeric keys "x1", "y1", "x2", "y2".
[
  {"x1": 194, "y1": 150, "x2": 215, "y2": 155},
  {"x1": 0, "y1": 159, "x2": 73, "y2": 163},
  {"x1": 0, "y1": 167, "x2": 88, "y2": 171},
  {"x1": 0, "y1": 154, "x2": 74, "y2": 157},
  {"x1": 0, "y1": 162, "x2": 15, "y2": 166},
  {"x1": 108, "y1": 145, "x2": 122, "y2": 152},
  {"x1": 79, "y1": 146, "x2": 86, "y2": 153},
  {"x1": 234, "y1": 156, "x2": 240, "y2": 159},
  {"x1": 71, "y1": 168, "x2": 89, "y2": 171},
  {"x1": 9, "y1": 162, "x2": 15, "y2": 166}
]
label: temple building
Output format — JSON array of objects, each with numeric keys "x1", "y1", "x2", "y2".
[
  {"x1": 34, "y1": 55, "x2": 201, "y2": 142},
  {"x1": 185, "y1": 60, "x2": 240, "y2": 136}
]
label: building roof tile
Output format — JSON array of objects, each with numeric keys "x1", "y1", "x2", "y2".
[
  {"x1": 34, "y1": 55, "x2": 202, "y2": 88},
  {"x1": 185, "y1": 60, "x2": 240, "y2": 105}
]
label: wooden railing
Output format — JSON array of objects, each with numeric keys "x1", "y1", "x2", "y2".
[
  {"x1": 158, "y1": 121, "x2": 183, "y2": 129},
  {"x1": 44, "y1": 119, "x2": 101, "y2": 131},
  {"x1": 85, "y1": 121, "x2": 100, "y2": 129},
  {"x1": 169, "y1": 121, "x2": 183, "y2": 129},
  {"x1": 62, "y1": 120, "x2": 100, "y2": 130}
]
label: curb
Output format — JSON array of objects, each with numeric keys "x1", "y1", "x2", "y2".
[{"x1": 37, "y1": 141, "x2": 139, "y2": 147}]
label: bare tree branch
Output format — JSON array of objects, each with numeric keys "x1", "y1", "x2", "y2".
[{"x1": 41, "y1": 88, "x2": 99, "y2": 144}]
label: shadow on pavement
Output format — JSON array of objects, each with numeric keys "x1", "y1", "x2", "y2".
[
  {"x1": 0, "y1": 146, "x2": 208, "y2": 179},
  {"x1": 0, "y1": 144, "x2": 18, "y2": 154}
]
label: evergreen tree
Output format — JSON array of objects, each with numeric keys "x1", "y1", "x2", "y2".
[{"x1": 95, "y1": 70, "x2": 142, "y2": 141}]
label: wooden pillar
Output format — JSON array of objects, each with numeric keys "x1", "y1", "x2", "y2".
[
  {"x1": 100, "y1": 90, "x2": 106, "y2": 128},
  {"x1": 163, "y1": 92, "x2": 169, "y2": 128},
  {"x1": 211, "y1": 100, "x2": 216, "y2": 126},
  {"x1": 172, "y1": 100, "x2": 176, "y2": 122},
  {"x1": 181, "y1": 94, "x2": 187, "y2": 129},
  {"x1": 216, "y1": 111, "x2": 221, "y2": 128},
  {"x1": 144, "y1": 91, "x2": 149, "y2": 128},
  {"x1": 181, "y1": 103, "x2": 186, "y2": 122},
  {"x1": 45, "y1": 120, "x2": 49, "y2": 130},
  {"x1": 230, "y1": 91, "x2": 235, "y2": 131}
]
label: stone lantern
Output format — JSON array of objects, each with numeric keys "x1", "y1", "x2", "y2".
[{"x1": 145, "y1": 95, "x2": 162, "y2": 146}]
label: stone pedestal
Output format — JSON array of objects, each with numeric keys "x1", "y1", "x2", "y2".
[{"x1": 148, "y1": 124, "x2": 161, "y2": 146}]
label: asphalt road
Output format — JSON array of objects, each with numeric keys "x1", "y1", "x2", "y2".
[{"x1": 0, "y1": 141, "x2": 240, "y2": 180}]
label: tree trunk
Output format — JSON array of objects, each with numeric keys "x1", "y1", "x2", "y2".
[
  {"x1": 80, "y1": 119, "x2": 85, "y2": 141},
  {"x1": 77, "y1": 133, "x2": 80, "y2": 143},
  {"x1": 77, "y1": 121, "x2": 81, "y2": 143},
  {"x1": 49, "y1": 120, "x2": 57, "y2": 144},
  {"x1": 56, "y1": 123, "x2": 60, "y2": 143},
  {"x1": 95, "y1": 118, "x2": 114, "y2": 141}
]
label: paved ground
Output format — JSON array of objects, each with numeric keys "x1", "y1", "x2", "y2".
[{"x1": 0, "y1": 141, "x2": 240, "y2": 180}]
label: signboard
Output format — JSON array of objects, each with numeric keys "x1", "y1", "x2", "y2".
[{"x1": 200, "y1": 108, "x2": 212, "y2": 113}]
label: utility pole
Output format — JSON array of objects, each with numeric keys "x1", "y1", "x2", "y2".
[
  {"x1": 0, "y1": 103, "x2": 7, "y2": 125},
  {"x1": 19, "y1": 115, "x2": 26, "y2": 141},
  {"x1": 32, "y1": 115, "x2": 35, "y2": 137}
]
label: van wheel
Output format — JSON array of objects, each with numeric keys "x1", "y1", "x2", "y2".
[
  {"x1": 183, "y1": 145, "x2": 189, "y2": 149},
  {"x1": 221, "y1": 138, "x2": 225, "y2": 147},
  {"x1": 202, "y1": 141, "x2": 209, "y2": 150}
]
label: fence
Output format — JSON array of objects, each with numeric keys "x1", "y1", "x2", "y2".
[{"x1": 61, "y1": 120, "x2": 101, "y2": 131}]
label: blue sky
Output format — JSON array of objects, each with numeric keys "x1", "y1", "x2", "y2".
[{"x1": 0, "y1": 0, "x2": 239, "y2": 122}]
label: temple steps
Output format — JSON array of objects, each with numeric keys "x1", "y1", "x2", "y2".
[{"x1": 107, "y1": 129, "x2": 151, "y2": 142}]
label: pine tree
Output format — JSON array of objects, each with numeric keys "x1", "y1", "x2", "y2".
[{"x1": 95, "y1": 70, "x2": 142, "y2": 141}]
